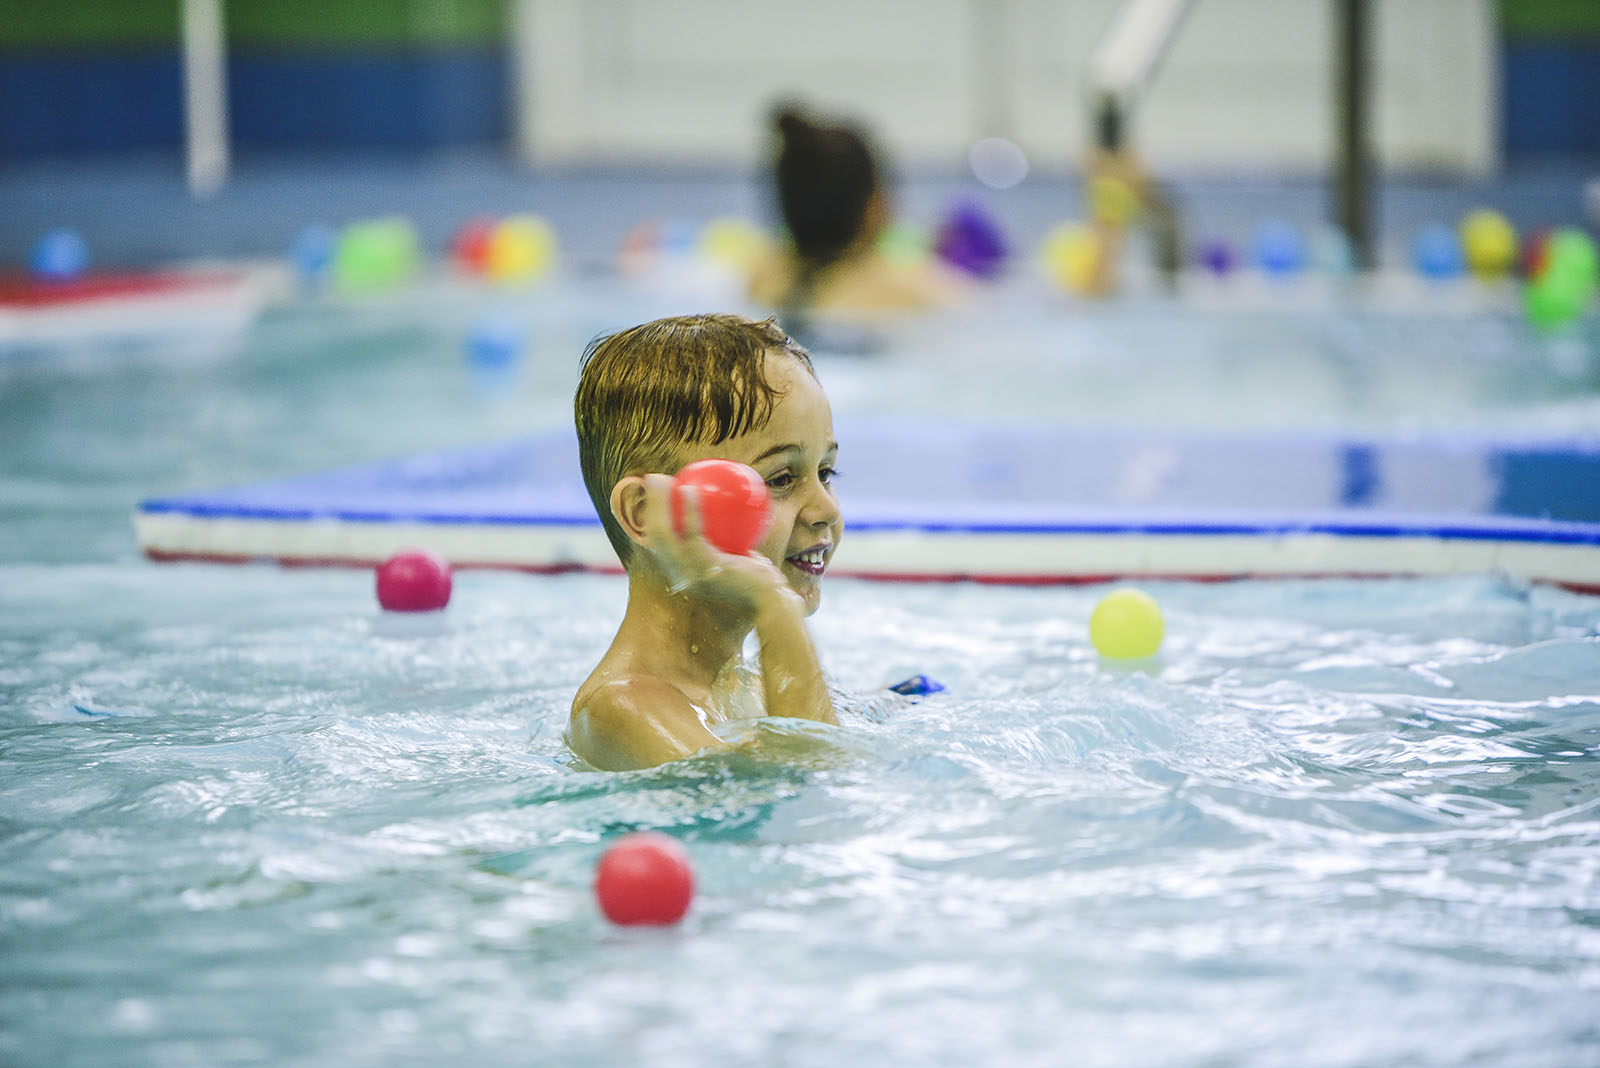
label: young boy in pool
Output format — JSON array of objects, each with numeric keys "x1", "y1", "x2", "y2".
[{"x1": 567, "y1": 314, "x2": 842, "y2": 771}]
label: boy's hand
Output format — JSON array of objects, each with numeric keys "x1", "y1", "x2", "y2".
[{"x1": 637, "y1": 474, "x2": 797, "y2": 616}]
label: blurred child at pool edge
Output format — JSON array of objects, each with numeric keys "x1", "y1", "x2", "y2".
[
  {"x1": 749, "y1": 104, "x2": 965, "y2": 329},
  {"x1": 567, "y1": 314, "x2": 842, "y2": 771},
  {"x1": 1081, "y1": 97, "x2": 1182, "y2": 296}
]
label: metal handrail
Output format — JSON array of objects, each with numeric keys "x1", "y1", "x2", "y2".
[{"x1": 1085, "y1": 0, "x2": 1196, "y2": 150}]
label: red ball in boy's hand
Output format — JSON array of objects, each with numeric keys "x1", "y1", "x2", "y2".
[
  {"x1": 375, "y1": 548, "x2": 452, "y2": 612},
  {"x1": 594, "y1": 832, "x2": 695, "y2": 926},
  {"x1": 670, "y1": 459, "x2": 772, "y2": 556}
]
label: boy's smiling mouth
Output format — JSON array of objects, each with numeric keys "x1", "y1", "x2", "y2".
[{"x1": 785, "y1": 544, "x2": 830, "y2": 576}]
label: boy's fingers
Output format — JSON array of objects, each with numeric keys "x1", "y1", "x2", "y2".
[
  {"x1": 676, "y1": 483, "x2": 704, "y2": 542},
  {"x1": 638, "y1": 474, "x2": 677, "y2": 540}
]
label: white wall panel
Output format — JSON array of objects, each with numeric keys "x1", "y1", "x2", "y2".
[{"x1": 512, "y1": 0, "x2": 1497, "y2": 175}]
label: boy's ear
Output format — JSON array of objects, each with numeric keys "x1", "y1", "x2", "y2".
[{"x1": 609, "y1": 476, "x2": 652, "y2": 548}]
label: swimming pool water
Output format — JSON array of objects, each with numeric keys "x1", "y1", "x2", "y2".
[
  {"x1": 2, "y1": 283, "x2": 1598, "y2": 1066},
  {"x1": 3, "y1": 568, "x2": 1597, "y2": 1066}
]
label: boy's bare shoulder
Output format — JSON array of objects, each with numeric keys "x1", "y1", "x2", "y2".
[
  {"x1": 568, "y1": 673, "x2": 718, "y2": 771},
  {"x1": 572, "y1": 673, "x2": 685, "y2": 721}
]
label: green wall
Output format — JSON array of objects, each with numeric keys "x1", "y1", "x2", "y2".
[
  {"x1": 0, "y1": 0, "x2": 506, "y2": 50},
  {"x1": 1499, "y1": 0, "x2": 1600, "y2": 38}
]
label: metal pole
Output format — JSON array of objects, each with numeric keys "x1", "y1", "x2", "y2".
[
  {"x1": 1333, "y1": 0, "x2": 1372, "y2": 271},
  {"x1": 182, "y1": 0, "x2": 230, "y2": 196}
]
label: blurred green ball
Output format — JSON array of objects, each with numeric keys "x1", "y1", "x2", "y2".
[
  {"x1": 1544, "y1": 229, "x2": 1598, "y2": 290},
  {"x1": 876, "y1": 222, "x2": 932, "y2": 266},
  {"x1": 334, "y1": 217, "x2": 420, "y2": 293},
  {"x1": 1524, "y1": 267, "x2": 1590, "y2": 332}
]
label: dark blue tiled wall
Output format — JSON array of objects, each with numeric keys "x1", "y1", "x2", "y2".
[
  {"x1": 0, "y1": 52, "x2": 185, "y2": 156},
  {"x1": 0, "y1": 47, "x2": 508, "y2": 159},
  {"x1": 1502, "y1": 41, "x2": 1600, "y2": 156}
]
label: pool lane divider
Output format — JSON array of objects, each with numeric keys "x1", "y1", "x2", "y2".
[
  {"x1": 0, "y1": 268, "x2": 270, "y2": 354},
  {"x1": 134, "y1": 419, "x2": 1600, "y2": 593}
]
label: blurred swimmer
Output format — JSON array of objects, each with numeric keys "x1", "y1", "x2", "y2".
[
  {"x1": 568, "y1": 314, "x2": 841, "y2": 771},
  {"x1": 750, "y1": 104, "x2": 965, "y2": 325}
]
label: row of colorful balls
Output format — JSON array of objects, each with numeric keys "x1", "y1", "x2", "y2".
[
  {"x1": 13, "y1": 217, "x2": 562, "y2": 291},
  {"x1": 289, "y1": 215, "x2": 560, "y2": 291},
  {"x1": 287, "y1": 214, "x2": 770, "y2": 291},
  {"x1": 1033, "y1": 210, "x2": 1599, "y2": 328},
  {"x1": 293, "y1": 204, "x2": 1594, "y2": 336},
  {"x1": 22, "y1": 203, "x2": 1597, "y2": 328}
]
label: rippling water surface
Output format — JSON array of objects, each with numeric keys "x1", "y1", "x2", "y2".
[
  {"x1": 2, "y1": 290, "x2": 1599, "y2": 1066},
  {"x1": 4, "y1": 569, "x2": 1597, "y2": 1067}
]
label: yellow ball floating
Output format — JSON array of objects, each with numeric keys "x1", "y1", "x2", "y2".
[
  {"x1": 699, "y1": 216, "x2": 772, "y2": 276},
  {"x1": 1040, "y1": 222, "x2": 1102, "y2": 295},
  {"x1": 1089, "y1": 587, "x2": 1165, "y2": 660},
  {"x1": 333, "y1": 216, "x2": 420, "y2": 293},
  {"x1": 1459, "y1": 209, "x2": 1517, "y2": 280},
  {"x1": 486, "y1": 214, "x2": 558, "y2": 283}
]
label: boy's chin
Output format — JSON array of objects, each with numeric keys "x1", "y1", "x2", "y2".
[{"x1": 795, "y1": 584, "x2": 823, "y2": 616}]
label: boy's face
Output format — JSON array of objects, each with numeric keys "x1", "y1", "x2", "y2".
[{"x1": 688, "y1": 353, "x2": 841, "y2": 615}]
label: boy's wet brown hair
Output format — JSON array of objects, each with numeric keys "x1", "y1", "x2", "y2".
[{"x1": 575, "y1": 313, "x2": 815, "y2": 563}]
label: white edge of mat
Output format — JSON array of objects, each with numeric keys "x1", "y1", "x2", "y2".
[{"x1": 133, "y1": 511, "x2": 1600, "y2": 589}]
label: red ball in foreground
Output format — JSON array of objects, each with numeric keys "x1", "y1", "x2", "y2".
[
  {"x1": 594, "y1": 832, "x2": 694, "y2": 926},
  {"x1": 375, "y1": 548, "x2": 452, "y2": 612},
  {"x1": 670, "y1": 459, "x2": 772, "y2": 556}
]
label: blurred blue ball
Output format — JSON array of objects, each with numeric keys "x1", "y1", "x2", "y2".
[
  {"x1": 1253, "y1": 220, "x2": 1306, "y2": 277},
  {"x1": 466, "y1": 313, "x2": 526, "y2": 371},
  {"x1": 290, "y1": 224, "x2": 337, "y2": 286},
  {"x1": 29, "y1": 228, "x2": 89, "y2": 281},
  {"x1": 1411, "y1": 222, "x2": 1464, "y2": 280}
]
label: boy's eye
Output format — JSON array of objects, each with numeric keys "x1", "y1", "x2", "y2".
[
  {"x1": 819, "y1": 466, "x2": 837, "y2": 484},
  {"x1": 765, "y1": 472, "x2": 795, "y2": 490}
]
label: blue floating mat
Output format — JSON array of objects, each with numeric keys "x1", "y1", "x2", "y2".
[{"x1": 135, "y1": 418, "x2": 1600, "y2": 591}]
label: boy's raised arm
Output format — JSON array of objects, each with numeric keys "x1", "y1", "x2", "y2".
[{"x1": 753, "y1": 591, "x2": 837, "y2": 725}]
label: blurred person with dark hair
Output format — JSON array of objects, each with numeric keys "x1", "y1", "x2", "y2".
[{"x1": 750, "y1": 104, "x2": 963, "y2": 328}]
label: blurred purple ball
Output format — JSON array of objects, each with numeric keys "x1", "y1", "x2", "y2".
[
  {"x1": 934, "y1": 200, "x2": 1008, "y2": 279},
  {"x1": 1197, "y1": 237, "x2": 1236, "y2": 277}
]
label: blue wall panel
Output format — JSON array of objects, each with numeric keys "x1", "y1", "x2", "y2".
[
  {"x1": 0, "y1": 52, "x2": 184, "y2": 157},
  {"x1": 1502, "y1": 41, "x2": 1600, "y2": 156},
  {"x1": 0, "y1": 48, "x2": 507, "y2": 159},
  {"x1": 227, "y1": 49, "x2": 508, "y2": 150}
]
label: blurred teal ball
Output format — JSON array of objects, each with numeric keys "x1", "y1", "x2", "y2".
[
  {"x1": 1311, "y1": 226, "x2": 1356, "y2": 276},
  {"x1": 1412, "y1": 223, "x2": 1464, "y2": 280}
]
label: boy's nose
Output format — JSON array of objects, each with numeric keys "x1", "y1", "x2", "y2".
[{"x1": 800, "y1": 481, "x2": 841, "y2": 528}]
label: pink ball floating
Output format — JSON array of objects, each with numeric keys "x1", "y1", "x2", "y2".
[
  {"x1": 594, "y1": 832, "x2": 695, "y2": 927},
  {"x1": 375, "y1": 548, "x2": 452, "y2": 612}
]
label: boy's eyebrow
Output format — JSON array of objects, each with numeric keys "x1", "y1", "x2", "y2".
[{"x1": 751, "y1": 441, "x2": 838, "y2": 464}]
